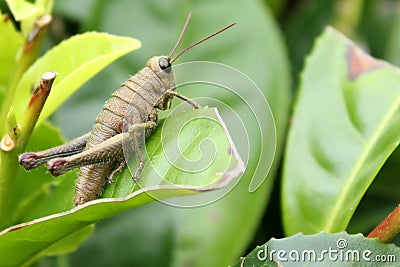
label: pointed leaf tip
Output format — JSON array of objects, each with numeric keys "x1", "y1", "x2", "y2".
[{"x1": 347, "y1": 45, "x2": 387, "y2": 80}]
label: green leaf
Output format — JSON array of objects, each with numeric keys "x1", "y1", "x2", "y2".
[
  {"x1": 6, "y1": 0, "x2": 42, "y2": 21},
  {"x1": 0, "y1": 223, "x2": 94, "y2": 266},
  {"x1": 233, "y1": 232, "x2": 400, "y2": 266},
  {"x1": 282, "y1": 27, "x2": 400, "y2": 235},
  {"x1": 12, "y1": 32, "x2": 141, "y2": 122},
  {"x1": 0, "y1": 9, "x2": 23, "y2": 87},
  {"x1": 0, "y1": 108, "x2": 243, "y2": 266},
  {"x1": 35, "y1": 0, "x2": 54, "y2": 15},
  {"x1": 6, "y1": 0, "x2": 53, "y2": 39},
  {"x1": 43, "y1": 225, "x2": 94, "y2": 256},
  {"x1": 0, "y1": 188, "x2": 193, "y2": 267},
  {"x1": 103, "y1": 108, "x2": 242, "y2": 198},
  {"x1": 6, "y1": 0, "x2": 46, "y2": 39}
]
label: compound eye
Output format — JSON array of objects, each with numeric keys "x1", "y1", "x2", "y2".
[{"x1": 158, "y1": 57, "x2": 171, "y2": 71}]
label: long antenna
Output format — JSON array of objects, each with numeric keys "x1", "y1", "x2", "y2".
[
  {"x1": 168, "y1": 12, "x2": 192, "y2": 59},
  {"x1": 169, "y1": 21, "x2": 236, "y2": 64}
]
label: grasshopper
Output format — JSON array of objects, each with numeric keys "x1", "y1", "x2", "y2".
[{"x1": 19, "y1": 13, "x2": 235, "y2": 206}]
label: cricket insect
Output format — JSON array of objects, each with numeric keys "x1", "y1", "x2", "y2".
[{"x1": 19, "y1": 13, "x2": 235, "y2": 206}]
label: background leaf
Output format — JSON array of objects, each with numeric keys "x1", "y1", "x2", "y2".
[
  {"x1": 282, "y1": 27, "x2": 400, "y2": 235},
  {"x1": 0, "y1": 9, "x2": 23, "y2": 88},
  {"x1": 5, "y1": 0, "x2": 52, "y2": 40},
  {"x1": 6, "y1": 0, "x2": 42, "y2": 21}
]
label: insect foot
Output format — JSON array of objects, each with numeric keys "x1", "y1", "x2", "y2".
[
  {"x1": 18, "y1": 152, "x2": 42, "y2": 169},
  {"x1": 46, "y1": 158, "x2": 68, "y2": 176}
]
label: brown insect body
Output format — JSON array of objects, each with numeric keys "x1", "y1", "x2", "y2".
[
  {"x1": 18, "y1": 13, "x2": 235, "y2": 206},
  {"x1": 73, "y1": 56, "x2": 176, "y2": 205}
]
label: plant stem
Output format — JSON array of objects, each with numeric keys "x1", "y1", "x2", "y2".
[
  {"x1": 0, "y1": 15, "x2": 51, "y2": 135},
  {"x1": 17, "y1": 72, "x2": 57, "y2": 149},
  {"x1": 0, "y1": 149, "x2": 18, "y2": 229},
  {"x1": 0, "y1": 72, "x2": 56, "y2": 229},
  {"x1": 367, "y1": 204, "x2": 400, "y2": 243}
]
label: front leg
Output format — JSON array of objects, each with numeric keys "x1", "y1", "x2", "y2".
[
  {"x1": 166, "y1": 90, "x2": 201, "y2": 109},
  {"x1": 47, "y1": 122, "x2": 157, "y2": 177},
  {"x1": 19, "y1": 133, "x2": 90, "y2": 170}
]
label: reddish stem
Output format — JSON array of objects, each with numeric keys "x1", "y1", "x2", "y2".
[
  {"x1": 368, "y1": 204, "x2": 400, "y2": 243},
  {"x1": 17, "y1": 71, "x2": 57, "y2": 149}
]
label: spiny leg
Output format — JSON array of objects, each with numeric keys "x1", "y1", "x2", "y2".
[
  {"x1": 46, "y1": 132, "x2": 127, "y2": 176},
  {"x1": 47, "y1": 122, "x2": 156, "y2": 177},
  {"x1": 166, "y1": 90, "x2": 201, "y2": 109},
  {"x1": 18, "y1": 133, "x2": 90, "y2": 170}
]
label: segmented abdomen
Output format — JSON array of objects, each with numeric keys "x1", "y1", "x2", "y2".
[{"x1": 73, "y1": 67, "x2": 161, "y2": 206}]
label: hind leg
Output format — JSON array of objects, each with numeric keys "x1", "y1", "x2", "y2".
[
  {"x1": 18, "y1": 133, "x2": 90, "y2": 170},
  {"x1": 46, "y1": 122, "x2": 156, "y2": 177}
]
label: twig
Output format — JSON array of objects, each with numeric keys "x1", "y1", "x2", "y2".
[{"x1": 368, "y1": 204, "x2": 400, "y2": 243}]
